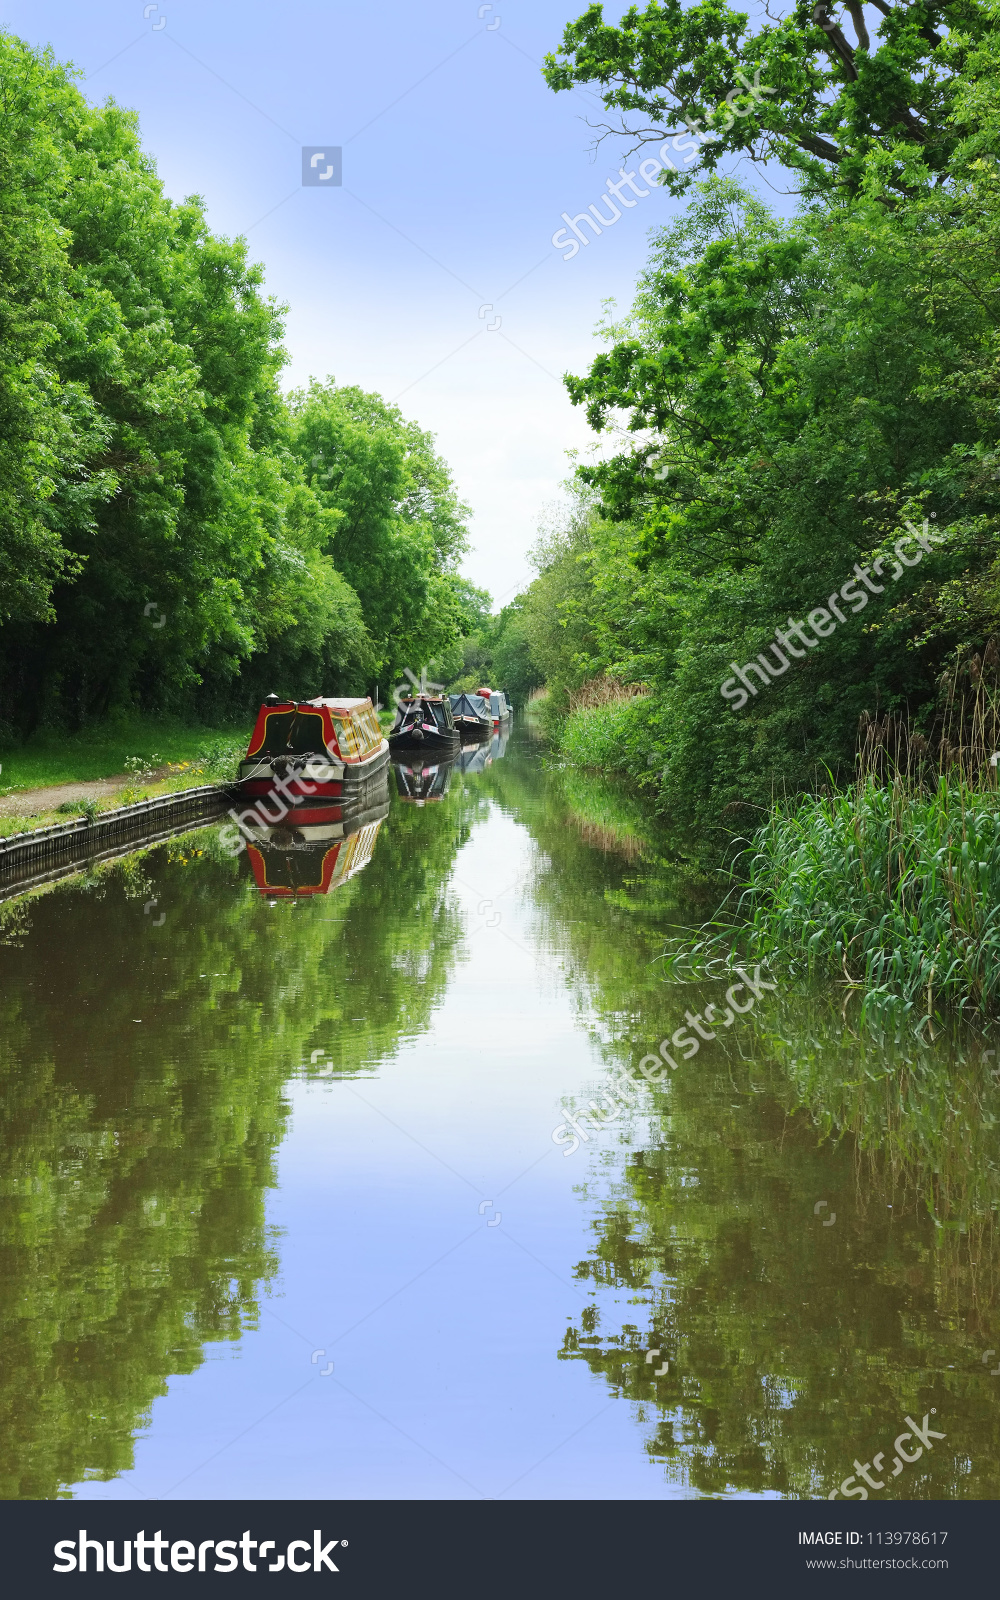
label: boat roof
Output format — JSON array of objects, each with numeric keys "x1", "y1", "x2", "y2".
[{"x1": 302, "y1": 697, "x2": 372, "y2": 710}]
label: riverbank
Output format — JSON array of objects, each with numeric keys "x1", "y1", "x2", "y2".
[
  {"x1": 0, "y1": 721, "x2": 248, "y2": 836},
  {"x1": 739, "y1": 773, "x2": 1000, "y2": 1026},
  {"x1": 552, "y1": 684, "x2": 1000, "y2": 1027}
]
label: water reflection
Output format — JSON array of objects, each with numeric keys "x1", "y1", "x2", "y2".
[
  {"x1": 0, "y1": 725, "x2": 997, "y2": 1498},
  {"x1": 392, "y1": 723, "x2": 509, "y2": 801},
  {"x1": 246, "y1": 797, "x2": 390, "y2": 899},
  {"x1": 392, "y1": 758, "x2": 454, "y2": 805},
  {"x1": 508, "y1": 757, "x2": 1000, "y2": 1499},
  {"x1": 0, "y1": 784, "x2": 468, "y2": 1496}
]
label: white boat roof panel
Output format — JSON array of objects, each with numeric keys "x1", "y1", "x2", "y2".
[{"x1": 303, "y1": 698, "x2": 372, "y2": 710}]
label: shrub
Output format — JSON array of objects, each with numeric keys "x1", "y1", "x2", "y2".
[
  {"x1": 742, "y1": 774, "x2": 1000, "y2": 1025},
  {"x1": 558, "y1": 693, "x2": 654, "y2": 777}
]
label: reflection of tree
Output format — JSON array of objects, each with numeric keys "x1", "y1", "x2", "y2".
[
  {"x1": 560, "y1": 1053, "x2": 1000, "y2": 1500},
  {"x1": 296, "y1": 777, "x2": 470, "y2": 1078},
  {"x1": 0, "y1": 789, "x2": 470, "y2": 1497},
  {"x1": 495, "y1": 755, "x2": 1000, "y2": 1499}
]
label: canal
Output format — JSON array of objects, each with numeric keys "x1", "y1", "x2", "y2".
[{"x1": 1, "y1": 720, "x2": 997, "y2": 1500}]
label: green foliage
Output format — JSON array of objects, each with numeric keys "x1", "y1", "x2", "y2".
[
  {"x1": 543, "y1": 0, "x2": 993, "y2": 199},
  {"x1": 0, "y1": 33, "x2": 480, "y2": 733},
  {"x1": 520, "y1": 70, "x2": 1000, "y2": 830},
  {"x1": 0, "y1": 29, "x2": 299, "y2": 726},
  {"x1": 489, "y1": 752, "x2": 1000, "y2": 1496},
  {"x1": 0, "y1": 717, "x2": 249, "y2": 792},
  {"x1": 443, "y1": 594, "x2": 546, "y2": 707},
  {"x1": 558, "y1": 695, "x2": 654, "y2": 775},
  {"x1": 285, "y1": 379, "x2": 472, "y2": 685},
  {"x1": 0, "y1": 788, "x2": 472, "y2": 1495},
  {"x1": 191, "y1": 735, "x2": 249, "y2": 786},
  {"x1": 741, "y1": 775, "x2": 1000, "y2": 1023}
]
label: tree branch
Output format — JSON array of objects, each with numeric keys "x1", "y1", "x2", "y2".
[
  {"x1": 796, "y1": 131, "x2": 845, "y2": 163},
  {"x1": 845, "y1": 1, "x2": 871, "y2": 52},
  {"x1": 866, "y1": 0, "x2": 942, "y2": 47},
  {"x1": 812, "y1": 4, "x2": 859, "y2": 79}
]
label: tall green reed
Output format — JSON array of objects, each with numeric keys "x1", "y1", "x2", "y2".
[{"x1": 666, "y1": 643, "x2": 1000, "y2": 1026}]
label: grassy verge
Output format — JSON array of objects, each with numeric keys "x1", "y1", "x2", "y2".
[
  {"x1": 0, "y1": 726, "x2": 250, "y2": 837},
  {"x1": 0, "y1": 718, "x2": 250, "y2": 794},
  {"x1": 557, "y1": 694, "x2": 652, "y2": 775},
  {"x1": 670, "y1": 773, "x2": 1000, "y2": 1029},
  {"x1": 745, "y1": 774, "x2": 1000, "y2": 1024}
]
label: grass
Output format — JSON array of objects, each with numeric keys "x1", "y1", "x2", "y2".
[
  {"x1": 742, "y1": 773, "x2": 1000, "y2": 1026},
  {"x1": 0, "y1": 722, "x2": 250, "y2": 837},
  {"x1": 0, "y1": 717, "x2": 249, "y2": 794},
  {"x1": 558, "y1": 694, "x2": 652, "y2": 773},
  {"x1": 666, "y1": 771, "x2": 1000, "y2": 1029}
]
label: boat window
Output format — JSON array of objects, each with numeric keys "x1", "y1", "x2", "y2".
[
  {"x1": 255, "y1": 710, "x2": 327, "y2": 756},
  {"x1": 284, "y1": 710, "x2": 327, "y2": 754},
  {"x1": 332, "y1": 715, "x2": 358, "y2": 759}
]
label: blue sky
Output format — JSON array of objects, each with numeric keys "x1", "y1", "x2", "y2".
[{"x1": 4, "y1": 0, "x2": 777, "y2": 604}]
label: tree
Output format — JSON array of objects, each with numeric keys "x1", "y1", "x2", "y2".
[
  {"x1": 286, "y1": 380, "x2": 472, "y2": 685},
  {"x1": 543, "y1": 0, "x2": 994, "y2": 198},
  {"x1": 0, "y1": 31, "x2": 298, "y2": 729},
  {"x1": 0, "y1": 32, "x2": 475, "y2": 733}
]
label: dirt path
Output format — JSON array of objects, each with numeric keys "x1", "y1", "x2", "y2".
[{"x1": 0, "y1": 767, "x2": 174, "y2": 818}]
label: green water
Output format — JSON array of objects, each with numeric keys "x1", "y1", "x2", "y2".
[{"x1": 0, "y1": 725, "x2": 997, "y2": 1500}]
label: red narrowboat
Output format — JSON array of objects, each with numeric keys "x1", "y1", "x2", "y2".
[{"x1": 238, "y1": 695, "x2": 388, "y2": 818}]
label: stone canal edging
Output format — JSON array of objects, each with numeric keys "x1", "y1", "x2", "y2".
[{"x1": 0, "y1": 784, "x2": 233, "y2": 885}]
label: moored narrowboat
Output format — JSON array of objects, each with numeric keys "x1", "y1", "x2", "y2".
[
  {"x1": 388, "y1": 694, "x2": 460, "y2": 756},
  {"x1": 476, "y1": 686, "x2": 512, "y2": 727},
  {"x1": 448, "y1": 691, "x2": 492, "y2": 737},
  {"x1": 237, "y1": 695, "x2": 388, "y2": 812}
]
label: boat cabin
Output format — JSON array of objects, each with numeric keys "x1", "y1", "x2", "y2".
[
  {"x1": 449, "y1": 692, "x2": 492, "y2": 733},
  {"x1": 239, "y1": 695, "x2": 388, "y2": 800},
  {"x1": 475, "y1": 687, "x2": 511, "y2": 726},
  {"x1": 389, "y1": 694, "x2": 459, "y2": 752},
  {"x1": 247, "y1": 696, "x2": 382, "y2": 764}
]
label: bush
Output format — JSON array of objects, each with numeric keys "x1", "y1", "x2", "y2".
[
  {"x1": 558, "y1": 693, "x2": 654, "y2": 776},
  {"x1": 742, "y1": 775, "x2": 1000, "y2": 1025}
]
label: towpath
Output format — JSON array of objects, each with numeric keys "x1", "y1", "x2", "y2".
[{"x1": 0, "y1": 767, "x2": 174, "y2": 818}]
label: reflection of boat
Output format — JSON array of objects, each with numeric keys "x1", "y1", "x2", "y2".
[
  {"x1": 490, "y1": 727, "x2": 509, "y2": 761},
  {"x1": 237, "y1": 695, "x2": 388, "y2": 809},
  {"x1": 448, "y1": 692, "x2": 492, "y2": 738},
  {"x1": 457, "y1": 740, "x2": 492, "y2": 775},
  {"x1": 388, "y1": 695, "x2": 460, "y2": 756},
  {"x1": 246, "y1": 795, "x2": 389, "y2": 897},
  {"x1": 392, "y1": 757, "x2": 455, "y2": 804}
]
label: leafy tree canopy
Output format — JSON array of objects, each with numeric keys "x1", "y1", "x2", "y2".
[{"x1": 543, "y1": 0, "x2": 997, "y2": 197}]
